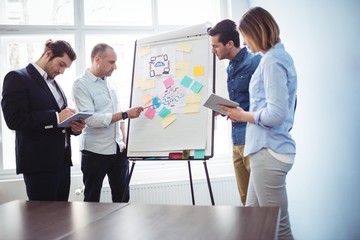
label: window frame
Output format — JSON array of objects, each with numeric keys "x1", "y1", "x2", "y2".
[{"x1": 0, "y1": 0, "x2": 235, "y2": 182}]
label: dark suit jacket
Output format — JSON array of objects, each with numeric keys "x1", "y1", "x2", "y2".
[{"x1": 1, "y1": 64, "x2": 76, "y2": 174}]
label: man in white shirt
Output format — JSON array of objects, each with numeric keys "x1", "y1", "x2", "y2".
[{"x1": 72, "y1": 43, "x2": 143, "y2": 202}]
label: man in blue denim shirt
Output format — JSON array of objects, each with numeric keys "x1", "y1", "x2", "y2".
[{"x1": 208, "y1": 19, "x2": 261, "y2": 205}]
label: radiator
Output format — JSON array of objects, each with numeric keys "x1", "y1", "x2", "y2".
[{"x1": 100, "y1": 176, "x2": 241, "y2": 206}]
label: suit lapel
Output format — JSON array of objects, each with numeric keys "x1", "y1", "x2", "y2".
[
  {"x1": 26, "y1": 64, "x2": 63, "y2": 111},
  {"x1": 53, "y1": 80, "x2": 67, "y2": 109}
]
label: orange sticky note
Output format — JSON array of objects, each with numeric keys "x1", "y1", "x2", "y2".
[{"x1": 141, "y1": 94, "x2": 153, "y2": 105}]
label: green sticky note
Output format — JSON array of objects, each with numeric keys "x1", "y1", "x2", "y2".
[
  {"x1": 181, "y1": 76, "x2": 193, "y2": 88},
  {"x1": 190, "y1": 81, "x2": 203, "y2": 93},
  {"x1": 194, "y1": 149, "x2": 205, "y2": 159},
  {"x1": 159, "y1": 107, "x2": 171, "y2": 118}
]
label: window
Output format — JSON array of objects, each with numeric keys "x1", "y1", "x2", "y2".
[
  {"x1": 84, "y1": 34, "x2": 144, "y2": 107},
  {"x1": 157, "y1": 0, "x2": 221, "y2": 26},
  {"x1": 0, "y1": 0, "x2": 234, "y2": 181},
  {"x1": 84, "y1": 0, "x2": 152, "y2": 26},
  {"x1": 0, "y1": 0, "x2": 74, "y2": 25}
]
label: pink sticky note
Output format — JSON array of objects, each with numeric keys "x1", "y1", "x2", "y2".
[
  {"x1": 144, "y1": 108, "x2": 156, "y2": 119},
  {"x1": 163, "y1": 77, "x2": 174, "y2": 89}
]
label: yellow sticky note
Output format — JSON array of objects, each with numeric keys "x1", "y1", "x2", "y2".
[
  {"x1": 184, "y1": 103, "x2": 200, "y2": 113},
  {"x1": 134, "y1": 80, "x2": 142, "y2": 89},
  {"x1": 194, "y1": 66, "x2": 204, "y2": 77},
  {"x1": 175, "y1": 69, "x2": 188, "y2": 78},
  {"x1": 176, "y1": 43, "x2": 192, "y2": 53},
  {"x1": 139, "y1": 47, "x2": 151, "y2": 57},
  {"x1": 141, "y1": 80, "x2": 155, "y2": 90},
  {"x1": 185, "y1": 93, "x2": 201, "y2": 103},
  {"x1": 176, "y1": 61, "x2": 190, "y2": 70},
  {"x1": 160, "y1": 114, "x2": 176, "y2": 128}
]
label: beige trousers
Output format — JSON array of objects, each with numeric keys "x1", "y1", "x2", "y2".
[{"x1": 232, "y1": 144, "x2": 250, "y2": 206}]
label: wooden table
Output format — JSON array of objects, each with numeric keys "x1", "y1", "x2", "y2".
[{"x1": 0, "y1": 200, "x2": 279, "y2": 240}]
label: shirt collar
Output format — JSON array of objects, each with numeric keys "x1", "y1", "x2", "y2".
[
  {"x1": 85, "y1": 68, "x2": 107, "y2": 82},
  {"x1": 31, "y1": 62, "x2": 48, "y2": 81},
  {"x1": 231, "y1": 47, "x2": 248, "y2": 64}
]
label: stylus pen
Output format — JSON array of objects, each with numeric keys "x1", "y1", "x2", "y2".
[{"x1": 143, "y1": 104, "x2": 155, "y2": 109}]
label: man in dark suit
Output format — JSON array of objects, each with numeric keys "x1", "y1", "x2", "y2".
[{"x1": 1, "y1": 39, "x2": 85, "y2": 201}]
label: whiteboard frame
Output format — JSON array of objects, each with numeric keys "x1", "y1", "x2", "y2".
[{"x1": 126, "y1": 23, "x2": 215, "y2": 160}]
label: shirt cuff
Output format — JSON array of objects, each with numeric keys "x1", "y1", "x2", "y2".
[
  {"x1": 103, "y1": 112, "x2": 113, "y2": 126},
  {"x1": 254, "y1": 110, "x2": 270, "y2": 129},
  {"x1": 56, "y1": 112, "x2": 60, "y2": 124}
]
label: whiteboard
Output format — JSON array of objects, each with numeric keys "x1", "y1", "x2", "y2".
[{"x1": 126, "y1": 23, "x2": 215, "y2": 160}]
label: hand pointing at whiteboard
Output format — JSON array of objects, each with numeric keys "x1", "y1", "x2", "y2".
[{"x1": 120, "y1": 106, "x2": 144, "y2": 120}]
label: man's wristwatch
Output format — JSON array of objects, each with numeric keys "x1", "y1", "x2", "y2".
[{"x1": 121, "y1": 111, "x2": 128, "y2": 120}]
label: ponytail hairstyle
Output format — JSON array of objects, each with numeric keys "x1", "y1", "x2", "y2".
[
  {"x1": 239, "y1": 7, "x2": 280, "y2": 52},
  {"x1": 42, "y1": 39, "x2": 77, "y2": 61}
]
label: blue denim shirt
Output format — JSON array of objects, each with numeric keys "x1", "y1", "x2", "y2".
[{"x1": 227, "y1": 47, "x2": 261, "y2": 145}]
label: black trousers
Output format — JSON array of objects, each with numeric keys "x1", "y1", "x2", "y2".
[
  {"x1": 81, "y1": 147, "x2": 129, "y2": 202},
  {"x1": 23, "y1": 163, "x2": 71, "y2": 201}
]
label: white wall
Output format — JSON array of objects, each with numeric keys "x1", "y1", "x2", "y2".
[{"x1": 232, "y1": 0, "x2": 360, "y2": 239}]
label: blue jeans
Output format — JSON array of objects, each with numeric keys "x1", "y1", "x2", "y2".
[
  {"x1": 81, "y1": 147, "x2": 129, "y2": 202},
  {"x1": 246, "y1": 148, "x2": 294, "y2": 240}
]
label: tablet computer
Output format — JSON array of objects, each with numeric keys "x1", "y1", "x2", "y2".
[
  {"x1": 203, "y1": 93, "x2": 239, "y2": 115},
  {"x1": 58, "y1": 112, "x2": 93, "y2": 128}
]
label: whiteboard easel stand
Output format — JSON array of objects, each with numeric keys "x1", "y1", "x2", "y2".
[
  {"x1": 121, "y1": 158, "x2": 215, "y2": 206},
  {"x1": 125, "y1": 23, "x2": 217, "y2": 206}
]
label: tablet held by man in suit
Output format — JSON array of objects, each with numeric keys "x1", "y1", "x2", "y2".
[{"x1": 1, "y1": 39, "x2": 85, "y2": 201}]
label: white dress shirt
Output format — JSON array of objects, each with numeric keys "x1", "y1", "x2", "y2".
[{"x1": 72, "y1": 69, "x2": 125, "y2": 155}]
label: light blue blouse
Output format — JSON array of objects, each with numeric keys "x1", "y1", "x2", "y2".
[{"x1": 244, "y1": 43, "x2": 297, "y2": 156}]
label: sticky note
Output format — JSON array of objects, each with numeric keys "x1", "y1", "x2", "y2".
[
  {"x1": 180, "y1": 76, "x2": 193, "y2": 88},
  {"x1": 194, "y1": 149, "x2": 205, "y2": 159},
  {"x1": 160, "y1": 114, "x2": 176, "y2": 128},
  {"x1": 141, "y1": 80, "x2": 155, "y2": 90},
  {"x1": 139, "y1": 47, "x2": 151, "y2": 57},
  {"x1": 175, "y1": 69, "x2": 188, "y2": 78},
  {"x1": 185, "y1": 93, "x2": 201, "y2": 103},
  {"x1": 176, "y1": 43, "x2": 192, "y2": 53},
  {"x1": 141, "y1": 94, "x2": 153, "y2": 105},
  {"x1": 176, "y1": 61, "x2": 190, "y2": 70},
  {"x1": 134, "y1": 80, "x2": 142, "y2": 89},
  {"x1": 184, "y1": 103, "x2": 200, "y2": 113},
  {"x1": 190, "y1": 81, "x2": 203, "y2": 93},
  {"x1": 163, "y1": 77, "x2": 174, "y2": 89},
  {"x1": 194, "y1": 66, "x2": 204, "y2": 77},
  {"x1": 158, "y1": 107, "x2": 171, "y2": 118},
  {"x1": 144, "y1": 108, "x2": 156, "y2": 119}
]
